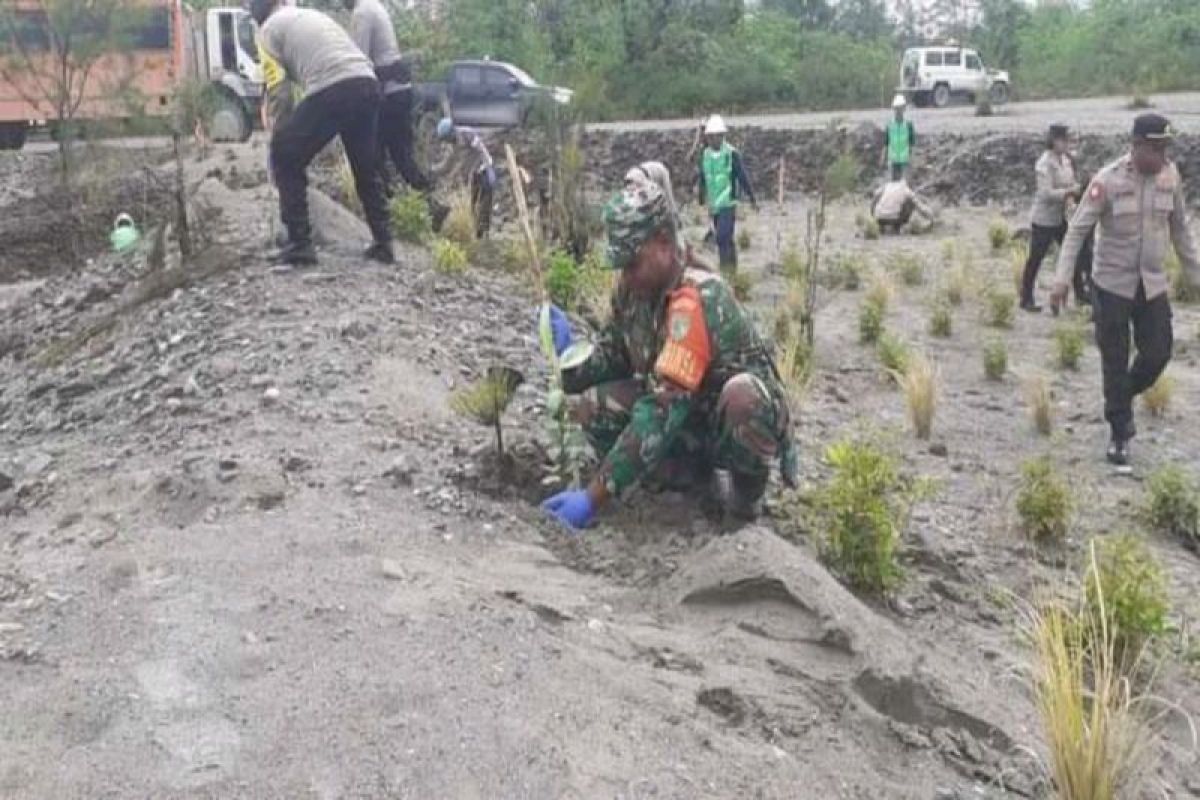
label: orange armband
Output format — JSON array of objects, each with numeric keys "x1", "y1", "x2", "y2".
[{"x1": 655, "y1": 286, "x2": 711, "y2": 391}]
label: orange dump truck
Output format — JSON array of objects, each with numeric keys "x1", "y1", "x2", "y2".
[{"x1": 0, "y1": 0, "x2": 263, "y2": 149}]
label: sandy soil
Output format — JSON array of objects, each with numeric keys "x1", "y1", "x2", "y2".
[{"x1": 1, "y1": 139, "x2": 1199, "y2": 799}]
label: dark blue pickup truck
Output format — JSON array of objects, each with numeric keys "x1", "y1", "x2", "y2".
[{"x1": 414, "y1": 59, "x2": 573, "y2": 129}]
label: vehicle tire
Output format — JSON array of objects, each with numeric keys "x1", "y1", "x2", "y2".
[
  {"x1": 208, "y1": 90, "x2": 251, "y2": 143},
  {"x1": 0, "y1": 124, "x2": 25, "y2": 150},
  {"x1": 989, "y1": 82, "x2": 1010, "y2": 105},
  {"x1": 415, "y1": 110, "x2": 455, "y2": 183},
  {"x1": 932, "y1": 84, "x2": 951, "y2": 108}
]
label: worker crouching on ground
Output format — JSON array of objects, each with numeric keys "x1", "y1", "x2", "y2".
[
  {"x1": 697, "y1": 115, "x2": 757, "y2": 275},
  {"x1": 1053, "y1": 113, "x2": 1200, "y2": 466},
  {"x1": 253, "y1": 0, "x2": 393, "y2": 266},
  {"x1": 435, "y1": 118, "x2": 496, "y2": 238},
  {"x1": 870, "y1": 176, "x2": 935, "y2": 234},
  {"x1": 539, "y1": 181, "x2": 798, "y2": 532}
]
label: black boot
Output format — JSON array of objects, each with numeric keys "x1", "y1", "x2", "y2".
[
  {"x1": 1106, "y1": 421, "x2": 1136, "y2": 466},
  {"x1": 272, "y1": 239, "x2": 317, "y2": 266},
  {"x1": 363, "y1": 240, "x2": 394, "y2": 264},
  {"x1": 728, "y1": 470, "x2": 768, "y2": 521}
]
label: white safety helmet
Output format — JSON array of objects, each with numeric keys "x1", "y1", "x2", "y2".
[
  {"x1": 892, "y1": 94, "x2": 907, "y2": 109},
  {"x1": 703, "y1": 114, "x2": 727, "y2": 135}
]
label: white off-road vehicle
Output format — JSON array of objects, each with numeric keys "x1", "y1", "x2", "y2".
[{"x1": 898, "y1": 46, "x2": 1010, "y2": 108}]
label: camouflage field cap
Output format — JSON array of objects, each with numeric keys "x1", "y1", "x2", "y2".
[{"x1": 603, "y1": 181, "x2": 671, "y2": 270}]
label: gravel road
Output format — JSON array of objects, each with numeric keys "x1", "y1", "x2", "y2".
[{"x1": 589, "y1": 91, "x2": 1200, "y2": 136}]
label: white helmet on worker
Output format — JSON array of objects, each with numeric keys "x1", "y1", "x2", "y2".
[
  {"x1": 892, "y1": 94, "x2": 908, "y2": 109},
  {"x1": 703, "y1": 114, "x2": 727, "y2": 135}
]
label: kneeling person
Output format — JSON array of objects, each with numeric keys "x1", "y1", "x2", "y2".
[
  {"x1": 871, "y1": 176, "x2": 935, "y2": 234},
  {"x1": 540, "y1": 182, "x2": 797, "y2": 531}
]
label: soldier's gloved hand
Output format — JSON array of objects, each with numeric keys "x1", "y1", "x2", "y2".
[
  {"x1": 543, "y1": 304, "x2": 572, "y2": 357},
  {"x1": 540, "y1": 489, "x2": 594, "y2": 532}
]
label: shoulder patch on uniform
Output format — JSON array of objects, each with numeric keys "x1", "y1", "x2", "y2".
[
  {"x1": 1088, "y1": 181, "x2": 1105, "y2": 203},
  {"x1": 655, "y1": 286, "x2": 711, "y2": 392}
]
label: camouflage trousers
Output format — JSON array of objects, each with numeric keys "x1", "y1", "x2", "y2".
[{"x1": 571, "y1": 373, "x2": 790, "y2": 484}]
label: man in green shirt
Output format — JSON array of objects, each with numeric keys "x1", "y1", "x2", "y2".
[
  {"x1": 697, "y1": 114, "x2": 757, "y2": 275},
  {"x1": 881, "y1": 94, "x2": 916, "y2": 180}
]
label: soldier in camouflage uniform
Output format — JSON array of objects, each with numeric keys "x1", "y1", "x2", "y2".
[{"x1": 540, "y1": 181, "x2": 798, "y2": 531}]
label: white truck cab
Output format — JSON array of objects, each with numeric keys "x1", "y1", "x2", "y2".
[
  {"x1": 899, "y1": 46, "x2": 1010, "y2": 109},
  {"x1": 185, "y1": 6, "x2": 264, "y2": 141}
]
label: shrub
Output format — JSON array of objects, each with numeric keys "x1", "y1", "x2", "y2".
[
  {"x1": 859, "y1": 300, "x2": 884, "y2": 344},
  {"x1": 813, "y1": 438, "x2": 917, "y2": 593},
  {"x1": 983, "y1": 339, "x2": 1008, "y2": 380},
  {"x1": 777, "y1": 332, "x2": 813, "y2": 396},
  {"x1": 863, "y1": 216, "x2": 881, "y2": 240},
  {"x1": 988, "y1": 219, "x2": 1011, "y2": 251},
  {"x1": 1145, "y1": 466, "x2": 1200, "y2": 548},
  {"x1": 781, "y1": 245, "x2": 805, "y2": 282},
  {"x1": 440, "y1": 189, "x2": 477, "y2": 253},
  {"x1": 827, "y1": 253, "x2": 864, "y2": 290},
  {"x1": 892, "y1": 252, "x2": 924, "y2": 287},
  {"x1": 737, "y1": 228, "x2": 752, "y2": 250},
  {"x1": 985, "y1": 287, "x2": 1016, "y2": 329},
  {"x1": 1084, "y1": 534, "x2": 1170, "y2": 661},
  {"x1": 943, "y1": 265, "x2": 969, "y2": 307},
  {"x1": 929, "y1": 304, "x2": 952, "y2": 338},
  {"x1": 898, "y1": 352, "x2": 937, "y2": 440},
  {"x1": 390, "y1": 189, "x2": 432, "y2": 244},
  {"x1": 546, "y1": 249, "x2": 582, "y2": 309},
  {"x1": 431, "y1": 238, "x2": 468, "y2": 274},
  {"x1": 730, "y1": 270, "x2": 754, "y2": 302},
  {"x1": 865, "y1": 271, "x2": 894, "y2": 312},
  {"x1": 1010, "y1": 244, "x2": 1028, "y2": 295},
  {"x1": 876, "y1": 332, "x2": 910, "y2": 377},
  {"x1": 1128, "y1": 92, "x2": 1153, "y2": 110},
  {"x1": 1025, "y1": 373, "x2": 1054, "y2": 435},
  {"x1": 1017, "y1": 456, "x2": 1072, "y2": 542},
  {"x1": 1054, "y1": 323, "x2": 1086, "y2": 370},
  {"x1": 449, "y1": 367, "x2": 523, "y2": 454},
  {"x1": 940, "y1": 239, "x2": 956, "y2": 265},
  {"x1": 1029, "y1": 596, "x2": 1159, "y2": 800},
  {"x1": 1141, "y1": 373, "x2": 1173, "y2": 417}
]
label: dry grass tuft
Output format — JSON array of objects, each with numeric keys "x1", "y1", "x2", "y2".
[
  {"x1": 1141, "y1": 373, "x2": 1174, "y2": 418},
  {"x1": 897, "y1": 352, "x2": 938, "y2": 440},
  {"x1": 1025, "y1": 373, "x2": 1054, "y2": 436},
  {"x1": 1027, "y1": 541, "x2": 1183, "y2": 800},
  {"x1": 440, "y1": 188, "x2": 477, "y2": 254},
  {"x1": 865, "y1": 270, "x2": 895, "y2": 313}
]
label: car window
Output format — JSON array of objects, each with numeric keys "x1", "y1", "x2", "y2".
[
  {"x1": 454, "y1": 66, "x2": 483, "y2": 86},
  {"x1": 925, "y1": 51, "x2": 943, "y2": 66},
  {"x1": 966, "y1": 54, "x2": 981, "y2": 71},
  {"x1": 485, "y1": 68, "x2": 513, "y2": 88},
  {"x1": 944, "y1": 51, "x2": 962, "y2": 67}
]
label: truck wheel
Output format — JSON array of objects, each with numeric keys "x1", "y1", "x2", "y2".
[
  {"x1": 932, "y1": 84, "x2": 951, "y2": 108},
  {"x1": 209, "y1": 91, "x2": 251, "y2": 143},
  {"x1": 415, "y1": 111, "x2": 454, "y2": 182},
  {"x1": 911, "y1": 91, "x2": 930, "y2": 108},
  {"x1": 0, "y1": 124, "x2": 26, "y2": 150},
  {"x1": 989, "y1": 82, "x2": 1010, "y2": 105}
]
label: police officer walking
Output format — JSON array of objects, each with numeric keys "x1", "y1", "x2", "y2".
[{"x1": 1054, "y1": 114, "x2": 1200, "y2": 465}]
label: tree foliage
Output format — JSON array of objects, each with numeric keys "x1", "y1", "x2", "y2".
[{"x1": 395, "y1": 0, "x2": 1200, "y2": 121}]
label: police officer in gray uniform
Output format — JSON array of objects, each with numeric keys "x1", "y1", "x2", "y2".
[{"x1": 1054, "y1": 114, "x2": 1200, "y2": 465}]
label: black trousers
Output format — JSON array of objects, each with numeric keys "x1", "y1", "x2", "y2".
[
  {"x1": 1021, "y1": 222, "x2": 1066, "y2": 305},
  {"x1": 471, "y1": 167, "x2": 493, "y2": 238},
  {"x1": 1093, "y1": 283, "x2": 1173, "y2": 436},
  {"x1": 1074, "y1": 231, "x2": 1094, "y2": 302},
  {"x1": 379, "y1": 88, "x2": 430, "y2": 193},
  {"x1": 271, "y1": 77, "x2": 391, "y2": 246}
]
